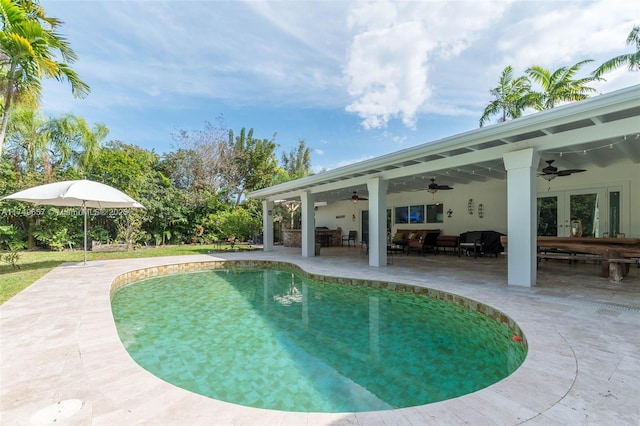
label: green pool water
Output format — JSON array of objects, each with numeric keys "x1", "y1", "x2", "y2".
[{"x1": 111, "y1": 268, "x2": 526, "y2": 412}]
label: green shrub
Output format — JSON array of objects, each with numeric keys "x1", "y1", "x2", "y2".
[{"x1": 33, "y1": 228, "x2": 70, "y2": 251}]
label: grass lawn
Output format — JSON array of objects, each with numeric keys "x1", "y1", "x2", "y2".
[{"x1": 0, "y1": 244, "x2": 249, "y2": 305}]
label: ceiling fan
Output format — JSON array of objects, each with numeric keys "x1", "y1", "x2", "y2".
[
  {"x1": 538, "y1": 160, "x2": 586, "y2": 181},
  {"x1": 427, "y1": 178, "x2": 453, "y2": 194},
  {"x1": 349, "y1": 191, "x2": 368, "y2": 203}
]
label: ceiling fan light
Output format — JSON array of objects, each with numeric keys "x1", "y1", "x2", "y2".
[{"x1": 542, "y1": 174, "x2": 556, "y2": 181}]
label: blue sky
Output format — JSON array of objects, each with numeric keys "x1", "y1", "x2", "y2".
[{"x1": 40, "y1": 0, "x2": 639, "y2": 172}]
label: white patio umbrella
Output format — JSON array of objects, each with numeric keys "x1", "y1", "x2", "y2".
[{"x1": 2, "y1": 179, "x2": 145, "y2": 265}]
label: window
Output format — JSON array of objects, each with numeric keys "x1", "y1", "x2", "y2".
[
  {"x1": 426, "y1": 204, "x2": 444, "y2": 223},
  {"x1": 409, "y1": 205, "x2": 425, "y2": 223},
  {"x1": 394, "y1": 206, "x2": 408, "y2": 224}
]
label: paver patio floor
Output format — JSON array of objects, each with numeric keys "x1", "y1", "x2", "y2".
[{"x1": 1, "y1": 246, "x2": 638, "y2": 425}]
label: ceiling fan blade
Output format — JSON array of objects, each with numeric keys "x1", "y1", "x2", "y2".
[
  {"x1": 557, "y1": 169, "x2": 586, "y2": 176},
  {"x1": 427, "y1": 177, "x2": 454, "y2": 192},
  {"x1": 349, "y1": 191, "x2": 368, "y2": 201},
  {"x1": 540, "y1": 160, "x2": 586, "y2": 178}
]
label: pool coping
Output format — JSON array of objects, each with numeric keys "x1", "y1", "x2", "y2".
[{"x1": 1, "y1": 253, "x2": 637, "y2": 424}]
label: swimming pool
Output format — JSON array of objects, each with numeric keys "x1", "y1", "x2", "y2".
[{"x1": 111, "y1": 262, "x2": 526, "y2": 412}]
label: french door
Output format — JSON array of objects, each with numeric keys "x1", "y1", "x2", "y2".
[{"x1": 537, "y1": 188, "x2": 618, "y2": 237}]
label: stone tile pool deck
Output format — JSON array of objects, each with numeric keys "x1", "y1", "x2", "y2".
[{"x1": 1, "y1": 247, "x2": 638, "y2": 425}]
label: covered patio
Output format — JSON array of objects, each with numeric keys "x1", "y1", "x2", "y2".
[{"x1": 250, "y1": 85, "x2": 640, "y2": 287}]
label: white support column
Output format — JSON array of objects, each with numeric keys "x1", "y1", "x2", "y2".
[
  {"x1": 300, "y1": 191, "x2": 315, "y2": 257},
  {"x1": 262, "y1": 200, "x2": 274, "y2": 252},
  {"x1": 503, "y1": 148, "x2": 540, "y2": 287},
  {"x1": 367, "y1": 177, "x2": 388, "y2": 267}
]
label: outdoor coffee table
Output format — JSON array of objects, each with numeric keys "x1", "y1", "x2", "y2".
[{"x1": 459, "y1": 241, "x2": 483, "y2": 258}]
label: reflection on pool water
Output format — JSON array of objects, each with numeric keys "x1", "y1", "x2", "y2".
[{"x1": 111, "y1": 267, "x2": 526, "y2": 412}]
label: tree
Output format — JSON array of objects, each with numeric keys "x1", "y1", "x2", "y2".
[
  {"x1": 85, "y1": 141, "x2": 166, "y2": 245},
  {"x1": 227, "y1": 127, "x2": 278, "y2": 207},
  {"x1": 170, "y1": 117, "x2": 231, "y2": 195},
  {"x1": 0, "y1": 0, "x2": 90, "y2": 154},
  {"x1": 281, "y1": 139, "x2": 313, "y2": 179},
  {"x1": 87, "y1": 141, "x2": 157, "y2": 199},
  {"x1": 5, "y1": 108, "x2": 47, "y2": 175},
  {"x1": 211, "y1": 207, "x2": 261, "y2": 242},
  {"x1": 161, "y1": 147, "x2": 223, "y2": 209},
  {"x1": 525, "y1": 60, "x2": 600, "y2": 110},
  {"x1": 46, "y1": 114, "x2": 107, "y2": 174},
  {"x1": 593, "y1": 25, "x2": 640, "y2": 78},
  {"x1": 5, "y1": 110, "x2": 106, "y2": 180},
  {"x1": 479, "y1": 66, "x2": 532, "y2": 127}
]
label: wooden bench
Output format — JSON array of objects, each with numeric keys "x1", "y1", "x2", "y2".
[
  {"x1": 538, "y1": 247, "x2": 603, "y2": 262},
  {"x1": 436, "y1": 235, "x2": 459, "y2": 254},
  {"x1": 537, "y1": 252, "x2": 603, "y2": 264}
]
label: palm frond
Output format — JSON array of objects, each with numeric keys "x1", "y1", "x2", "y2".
[
  {"x1": 626, "y1": 25, "x2": 640, "y2": 48},
  {"x1": 593, "y1": 25, "x2": 640, "y2": 77}
]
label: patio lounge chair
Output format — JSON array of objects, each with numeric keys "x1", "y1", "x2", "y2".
[
  {"x1": 458, "y1": 230, "x2": 505, "y2": 258},
  {"x1": 406, "y1": 231, "x2": 440, "y2": 255}
]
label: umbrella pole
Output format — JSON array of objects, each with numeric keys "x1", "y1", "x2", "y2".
[{"x1": 83, "y1": 201, "x2": 87, "y2": 266}]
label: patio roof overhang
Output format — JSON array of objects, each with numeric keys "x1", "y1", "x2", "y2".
[{"x1": 249, "y1": 84, "x2": 640, "y2": 203}]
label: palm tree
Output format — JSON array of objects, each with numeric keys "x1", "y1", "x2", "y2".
[
  {"x1": 45, "y1": 114, "x2": 107, "y2": 174},
  {"x1": 593, "y1": 25, "x2": 640, "y2": 78},
  {"x1": 5, "y1": 108, "x2": 48, "y2": 175},
  {"x1": 525, "y1": 60, "x2": 600, "y2": 110},
  {"x1": 479, "y1": 65, "x2": 532, "y2": 127},
  {"x1": 0, "y1": 0, "x2": 90, "y2": 154},
  {"x1": 6, "y1": 111, "x2": 105, "y2": 180}
]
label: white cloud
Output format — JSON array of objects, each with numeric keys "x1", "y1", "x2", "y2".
[
  {"x1": 345, "y1": 21, "x2": 432, "y2": 129},
  {"x1": 379, "y1": 131, "x2": 407, "y2": 146},
  {"x1": 344, "y1": 0, "x2": 512, "y2": 130},
  {"x1": 496, "y1": 0, "x2": 639, "y2": 88}
]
